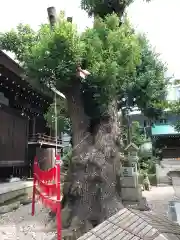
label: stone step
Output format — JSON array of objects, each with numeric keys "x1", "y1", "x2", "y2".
[
  {"x1": 161, "y1": 161, "x2": 180, "y2": 166},
  {"x1": 157, "y1": 183, "x2": 172, "y2": 187},
  {"x1": 0, "y1": 181, "x2": 33, "y2": 205}
]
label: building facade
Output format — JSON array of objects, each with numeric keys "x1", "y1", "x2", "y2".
[
  {"x1": 0, "y1": 50, "x2": 62, "y2": 178},
  {"x1": 128, "y1": 79, "x2": 180, "y2": 184}
]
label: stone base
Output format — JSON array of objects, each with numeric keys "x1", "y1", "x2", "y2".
[
  {"x1": 120, "y1": 176, "x2": 138, "y2": 188},
  {"x1": 0, "y1": 181, "x2": 33, "y2": 204},
  {"x1": 121, "y1": 186, "x2": 142, "y2": 202},
  {"x1": 123, "y1": 197, "x2": 150, "y2": 211}
]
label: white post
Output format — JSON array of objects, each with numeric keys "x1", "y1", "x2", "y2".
[{"x1": 54, "y1": 92, "x2": 58, "y2": 155}]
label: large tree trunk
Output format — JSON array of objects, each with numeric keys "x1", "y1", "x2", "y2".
[
  {"x1": 59, "y1": 99, "x2": 124, "y2": 237},
  {"x1": 48, "y1": 80, "x2": 124, "y2": 237},
  {"x1": 65, "y1": 79, "x2": 91, "y2": 158}
]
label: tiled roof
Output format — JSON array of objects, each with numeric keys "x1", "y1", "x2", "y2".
[
  {"x1": 78, "y1": 208, "x2": 180, "y2": 240},
  {"x1": 151, "y1": 124, "x2": 179, "y2": 136}
]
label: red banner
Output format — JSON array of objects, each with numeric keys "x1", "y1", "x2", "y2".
[{"x1": 31, "y1": 155, "x2": 62, "y2": 240}]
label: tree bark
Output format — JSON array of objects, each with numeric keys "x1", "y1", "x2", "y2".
[
  {"x1": 65, "y1": 79, "x2": 91, "y2": 158},
  {"x1": 45, "y1": 7, "x2": 124, "y2": 235},
  {"x1": 59, "y1": 100, "x2": 124, "y2": 236}
]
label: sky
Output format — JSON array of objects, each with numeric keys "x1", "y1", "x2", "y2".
[{"x1": 0, "y1": 0, "x2": 179, "y2": 78}]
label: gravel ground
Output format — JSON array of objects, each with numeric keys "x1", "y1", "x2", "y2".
[{"x1": 0, "y1": 202, "x2": 56, "y2": 240}]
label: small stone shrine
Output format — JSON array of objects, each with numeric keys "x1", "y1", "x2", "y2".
[{"x1": 120, "y1": 142, "x2": 142, "y2": 203}]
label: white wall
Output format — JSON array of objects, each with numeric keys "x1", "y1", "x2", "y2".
[{"x1": 167, "y1": 80, "x2": 180, "y2": 101}]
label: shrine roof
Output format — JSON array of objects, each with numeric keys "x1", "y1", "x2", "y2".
[
  {"x1": 0, "y1": 50, "x2": 53, "y2": 100},
  {"x1": 78, "y1": 208, "x2": 180, "y2": 240},
  {"x1": 0, "y1": 50, "x2": 23, "y2": 76},
  {"x1": 125, "y1": 142, "x2": 139, "y2": 151},
  {"x1": 151, "y1": 124, "x2": 180, "y2": 136}
]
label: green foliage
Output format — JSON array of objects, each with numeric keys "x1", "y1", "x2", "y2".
[
  {"x1": 81, "y1": 0, "x2": 133, "y2": 18},
  {"x1": 81, "y1": 0, "x2": 151, "y2": 18},
  {"x1": 0, "y1": 13, "x2": 143, "y2": 118},
  {"x1": 122, "y1": 120, "x2": 146, "y2": 146},
  {"x1": 174, "y1": 121, "x2": 180, "y2": 132},
  {"x1": 139, "y1": 155, "x2": 156, "y2": 174},
  {"x1": 0, "y1": 14, "x2": 85, "y2": 90},
  {"x1": 62, "y1": 147, "x2": 72, "y2": 170},
  {"x1": 131, "y1": 121, "x2": 146, "y2": 146},
  {"x1": 125, "y1": 121, "x2": 156, "y2": 174},
  {"x1": 0, "y1": 24, "x2": 36, "y2": 63},
  {"x1": 134, "y1": 35, "x2": 167, "y2": 119},
  {"x1": 118, "y1": 34, "x2": 168, "y2": 119},
  {"x1": 44, "y1": 97, "x2": 71, "y2": 135},
  {"x1": 24, "y1": 17, "x2": 85, "y2": 89},
  {"x1": 168, "y1": 101, "x2": 180, "y2": 132},
  {"x1": 81, "y1": 14, "x2": 141, "y2": 112},
  {"x1": 0, "y1": 11, "x2": 166, "y2": 125}
]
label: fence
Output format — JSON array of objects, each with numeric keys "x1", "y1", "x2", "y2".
[{"x1": 31, "y1": 155, "x2": 62, "y2": 240}]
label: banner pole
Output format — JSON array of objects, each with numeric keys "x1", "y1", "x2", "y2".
[
  {"x1": 31, "y1": 156, "x2": 38, "y2": 216},
  {"x1": 56, "y1": 154, "x2": 61, "y2": 240}
]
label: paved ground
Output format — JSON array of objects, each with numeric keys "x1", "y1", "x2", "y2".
[
  {"x1": 0, "y1": 186, "x2": 178, "y2": 239},
  {"x1": 143, "y1": 186, "x2": 175, "y2": 216}
]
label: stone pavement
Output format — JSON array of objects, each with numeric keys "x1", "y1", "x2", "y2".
[{"x1": 143, "y1": 186, "x2": 175, "y2": 215}]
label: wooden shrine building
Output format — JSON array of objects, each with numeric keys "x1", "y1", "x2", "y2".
[
  {"x1": 0, "y1": 50, "x2": 62, "y2": 178},
  {"x1": 151, "y1": 123, "x2": 180, "y2": 184},
  {"x1": 151, "y1": 123, "x2": 180, "y2": 159}
]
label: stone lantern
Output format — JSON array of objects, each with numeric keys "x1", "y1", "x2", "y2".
[
  {"x1": 120, "y1": 142, "x2": 142, "y2": 203},
  {"x1": 125, "y1": 142, "x2": 139, "y2": 173}
]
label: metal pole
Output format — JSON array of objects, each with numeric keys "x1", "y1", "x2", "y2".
[
  {"x1": 54, "y1": 92, "x2": 58, "y2": 155},
  {"x1": 126, "y1": 96, "x2": 131, "y2": 144},
  {"x1": 127, "y1": 109, "x2": 131, "y2": 144}
]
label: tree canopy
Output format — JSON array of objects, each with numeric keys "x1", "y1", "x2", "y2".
[
  {"x1": 124, "y1": 34, "x2": 168, "y2": 119},
  {"x1": 0, "y1": 14, "x2": 139, "y2": 115},
  {"x1": 0, "y1": 11, "x2": 167, "y2": 131},
  {"x1": 0, "y1": 2, "x2": 169, "y2": 230},
  {"x1": 81, "y1": 0, "x2": 151, "y2": 18},
  {"x1": 44, "y1": 97, "x2": 71, "y2": 135}
]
